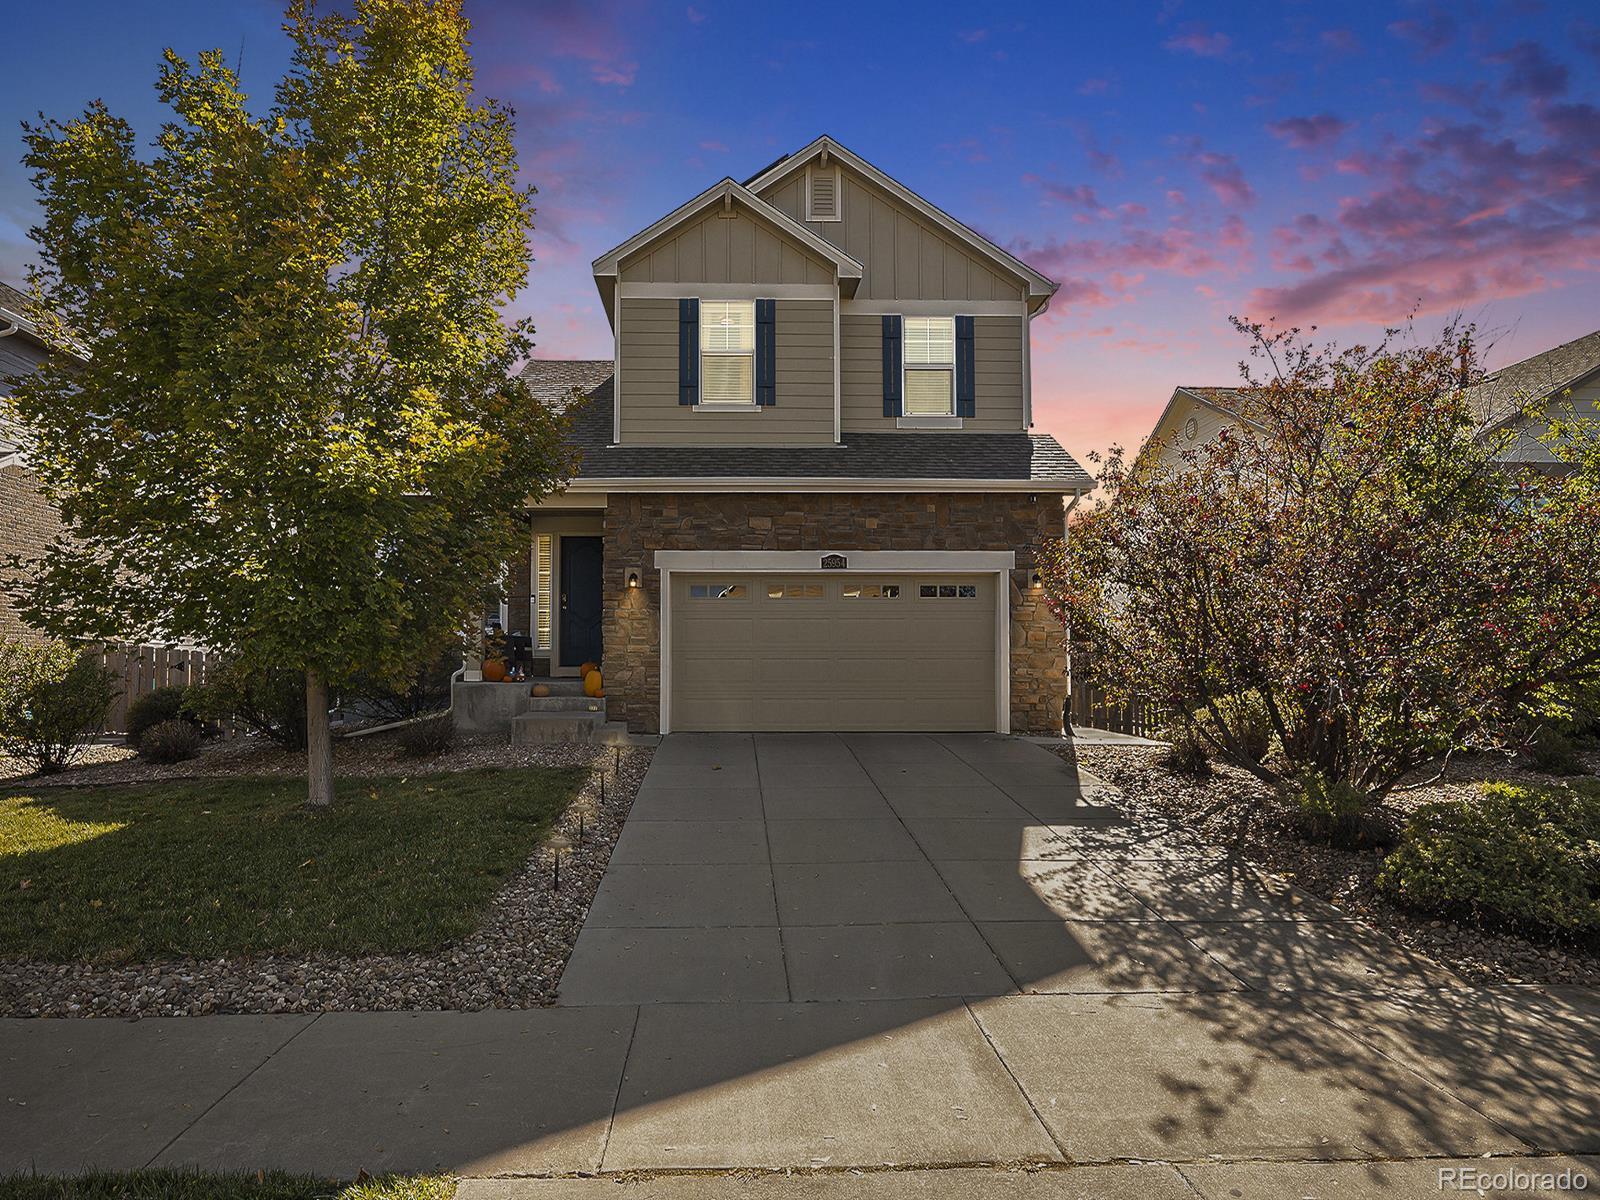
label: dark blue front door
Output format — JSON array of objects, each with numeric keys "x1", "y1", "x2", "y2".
[{"x1": 559, "y1": 536, "x2": 604, "y2": 668}]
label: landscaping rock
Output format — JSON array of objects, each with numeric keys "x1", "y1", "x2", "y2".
[{"x1": 0, "y1": 737, "x2": 652, "y2": 1018}]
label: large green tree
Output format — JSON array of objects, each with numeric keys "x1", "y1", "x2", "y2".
[
  {"x1": 1043, "y1": 321, "x2": 1600, "y2": 805},
  {"x1": 9, "y1": 0, "x2": 571, "y2": 804}
]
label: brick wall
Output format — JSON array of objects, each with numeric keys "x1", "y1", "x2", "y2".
[
  {"x1": 0, "y1": 465, "x2": 63, "y2": 645},
  {"x1": 602, "y1": 492, "x2": 1068, "y2": 734}
]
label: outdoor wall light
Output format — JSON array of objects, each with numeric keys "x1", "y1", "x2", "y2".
[
  {"x1": 1030, "y1": 571, "x2": 1043, "y2": 588},
  {"x1": 627, "y1": 571, "x2": 640, "y2": 589}
]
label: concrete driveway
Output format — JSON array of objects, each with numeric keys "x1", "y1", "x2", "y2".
[
  {"x1": 6, "y1": 732, "x2": 1598, "y2": 1194},
  {"x1": 558, "y1": 731, "x2": 1422, "y2": 1005}
]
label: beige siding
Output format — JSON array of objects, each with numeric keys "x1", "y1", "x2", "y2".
[
  {"x1": 1500, "y1": 369, "x2": 1600, "y2": 464},
  {"x1": 618, "y1": 205, "x2": 835, "y2": 285},
  {"x1": 839, "y1": 313, "x2": 1025, "y2": 433},
  {"x1": 762, "y1": 168, "x2": 1027, "y2": 303},
  {"x1": 618, "y1": 297, "x2": 835, "y2": 445},
  {"x1": 1147, "y1": 396, "x2": 1240, "y2": 470}
]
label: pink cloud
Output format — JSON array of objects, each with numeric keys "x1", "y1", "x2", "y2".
[
  {"x1": 1268, "y1": 114, "x2": 1348, "y2": 150},
  {"x1": 1319, "y1": 28, "x2": 1360, "y2": 54},
  {"x1": 1491, "y1": 41, "x2": 1569, "y2": 99},
  {"x1": 1163, "y1": 25, "x2": 1236, "y2": 59},
  {"x1": 1188, "y1": 147, "x2": 1256, "y2": 207},
  {"x1": 698, "y1": 140, "x2": 729, "y2": 153},
  {"x1": 1388, "y1": 10, "x2": 1456, "y2": 55}
]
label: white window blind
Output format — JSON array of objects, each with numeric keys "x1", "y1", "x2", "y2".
[
  {"x1": 699, "y1": 300, "x2": 755, "y2": 403},
  {"x1": 534, "y1": 534, "x2": 553, "y2": 651},
  {"x1": 903, "y1": 316, "x2": 955, "y2": 415}
]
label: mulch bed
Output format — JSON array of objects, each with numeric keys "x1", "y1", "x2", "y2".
[
  {"x1": 1059, "y1": 743, "x2": 1600, "y2": 987},
  {"x1": 0, "y1": 732, "x2": 653, "y2": 1018}
]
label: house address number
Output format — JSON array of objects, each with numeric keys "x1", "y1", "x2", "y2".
[{"x1": 819, "y1": 553, "x2": 848, "y2": 570}]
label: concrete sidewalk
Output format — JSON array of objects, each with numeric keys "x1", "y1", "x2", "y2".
[{"x1": 4, "y1": 733, "x2": 1599, "y2": 1190}]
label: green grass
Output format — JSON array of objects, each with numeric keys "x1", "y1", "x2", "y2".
[
  {"x1": 0, "y1": 1171, "x2": 454, "y2": 1199},
  {"x1": 0, "y1": 768, "x2": 583, "y2": 962}
]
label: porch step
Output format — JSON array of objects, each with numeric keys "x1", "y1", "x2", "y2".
[
  {"x1": 511, "y1": 711, "x2": 607, "y2": 744},
  {"x1": 523, "y1": 695, "x2": 607, "y2": 713},
  {"x1": 524, "y1": 677, "x2": 588, "y2": 696}
]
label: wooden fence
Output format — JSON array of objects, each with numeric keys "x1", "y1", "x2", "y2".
[
  {"x1": 1067, "y1": 645, "x2": 1170, "y2": 739},
  {"x1": 91, "y1": 643, "x2": 226, "y2": 735}
]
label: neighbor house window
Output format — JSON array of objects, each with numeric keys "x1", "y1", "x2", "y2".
[
  {"x1": 534, "y1": 534, "x2": 553, "y2": 651},
  {"x1": 700, "y1": 300, "x2": 755, "y2": 404},
  {"x1": 903, "y1": 316, "x2": 956, "y2": 416}
]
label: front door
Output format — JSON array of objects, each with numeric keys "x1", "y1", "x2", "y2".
[{"x1": 558, "y1": 536, "x2": 604, "y2": 668}]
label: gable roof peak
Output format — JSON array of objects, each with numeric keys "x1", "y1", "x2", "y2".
[{"x1": 744, "y1": 135, "x2": 1060, "y2": 303}]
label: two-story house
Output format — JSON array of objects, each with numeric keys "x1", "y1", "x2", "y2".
[
  {"x1": 1140, "y1": 328, "x2": 1600, "y2": 476},
  {"x1": 498, "y1": 137, "x2": 1093, "y2": 736}
]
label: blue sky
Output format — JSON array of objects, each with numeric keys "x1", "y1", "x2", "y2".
[{"x1": 3, "y1": 0, "x2": 1598, "y2": 460}]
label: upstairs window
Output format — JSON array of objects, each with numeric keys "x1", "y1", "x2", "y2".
[
  {"x1": 903, "y1": 316, "x2": 956, "y2": 416},
  {"x1": 700, "y1": 300, "x2": 755, "y2": 404}
]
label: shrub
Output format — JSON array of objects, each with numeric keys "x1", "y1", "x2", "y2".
[
  {"x1": 397, "y1": 713, "x2": 455, "y2": 758},
  {"x1": 1290, "y1": 771, "x2": 1367, "y2": 847},
  {"x1": 1163, "y1": 721, "x2": 1213, "y2": 777},
  {"x1": 1204, "y1": 691, "x2": 1274, "y2": 766},
  {"x1": 0, "y1": 638, "x2": 117, "y2": 774},
  {"x1": 1377, "y1": 780, "x2": 1600, "y2": 939},
  {"x1": 139, "y1": 718, "x2": 203, "y2": 764},
  {"x1": 1522, "y1": 729, "x2": 1589, "y2": 777},
  {"x1": 347, "y1": 648, "x2": 459, "y2": 723},
  {"x1": 125, "y1": 685, "x2": 201, "y2": 747},
  {"x1": 192, "y1": 660, "x2": 308, "y2": 749}
]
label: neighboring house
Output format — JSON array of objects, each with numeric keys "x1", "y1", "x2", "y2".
[
  {"x1": 0, "y1": 281, "x2": 65, "y2": 645},
  {"x1": 504, "y1": 136, "x2": 1093, "y2": 735},
  {"x1": 1140, "y1": 329, "x2": 1600, "y2": 474}
]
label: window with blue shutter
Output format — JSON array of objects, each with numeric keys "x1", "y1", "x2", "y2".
[
  {"x1": 755, "y1": 298, "x2": 776, "y2": 406},
  {"x1": 678, "y1": 298, "x2": 699, "y2": 406},
  {"x1": 955, "y1": 315, "x2": 975, "y2": 418},
  {"x1": 881, "y1": 314, "x2": 902, "y2": 417}
]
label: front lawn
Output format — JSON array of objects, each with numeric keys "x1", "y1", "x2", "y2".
[
  {"x1": 0, "y1": 767, "x2": 583, "y2": 963},
  {"x1": 0, "y1": 1171, "x2": 453, "y2": 1199}
]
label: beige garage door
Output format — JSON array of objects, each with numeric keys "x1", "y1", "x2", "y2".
[{"x1": 670, "y1": 573, "x2": 997, "y2": 732}]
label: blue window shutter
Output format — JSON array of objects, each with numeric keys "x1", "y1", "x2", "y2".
[
  {"x1": 955, "y1": 315, "x2": 975, "y2": 418},
  {"x1": 756, "y1": 298, "x2": 776, "y2": 406},
  {"x1": 678, "y1": 298, "x2": 699, "y2": 406},
  {"x1": 881, "y1": 314, "x2": 902, "y2": 417}
]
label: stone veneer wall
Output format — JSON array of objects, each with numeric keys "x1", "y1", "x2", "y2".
[{"x1": 602, "y1": 492, "x2": 1068, "y2": 735}]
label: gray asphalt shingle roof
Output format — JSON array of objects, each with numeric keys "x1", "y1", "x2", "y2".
[
  {"x1": 522, "y1": 362, "x2": 1091, "y2": 487},
  {"x1": 1466, "y1": 329, "x2": 1600, "y2": 425}
]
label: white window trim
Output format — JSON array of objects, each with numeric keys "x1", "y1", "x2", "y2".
[
  {"x1": 655, "y1": 549, "x2": 1013, "y2": 735},
  {"x1": 897, "y1": 415, "x2": 963, "y2": 429},
  {"x1": 901, "y1": 315, "x2": 957, "y2": 419},
  {"x1": 804, "y1": 162, "x2": 843, "y2": 222},
  {"x1": 698, "y1": 298, "x2": 756, "y2": 406}
]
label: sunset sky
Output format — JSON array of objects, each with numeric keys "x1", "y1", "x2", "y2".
[{"x1": 3, "y1": 0, "x2": 1597, "y2": 466}]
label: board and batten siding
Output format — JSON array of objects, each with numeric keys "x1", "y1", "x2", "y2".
[
  {"x1": 760, "y1": 168, "x2": 1026, "y2": 303},
  {"x1": 839, "y1": 312, "x2": 1025, "y2": 433},
  {"x1": 618, "y1": 206, "x2": 835, "y2": 286},
  {"x1": 618, "y1": 297, "x2": 835, "y2": 445}
]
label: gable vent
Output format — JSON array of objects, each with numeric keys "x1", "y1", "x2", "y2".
[{"x1": 807, "y1": 165, "x2": 841, "y2": 222}]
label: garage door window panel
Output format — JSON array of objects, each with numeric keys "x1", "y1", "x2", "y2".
[{"x1": 689, "y1": 582, "x2": 747, "y2": 600}]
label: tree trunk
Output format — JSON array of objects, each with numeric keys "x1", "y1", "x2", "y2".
[{"x1": 305, "y1": 668, "x2": 335, "y2": 808}]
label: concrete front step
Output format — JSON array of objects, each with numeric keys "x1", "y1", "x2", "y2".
[
  {"x1": 512, "y1": 711, "x2": 631, "y2": 744},
  {"x1": 524, "y1": 695, "x2": 607, "y2": 713},
  {"x1": 524, "y1": 677, "x2": 588, "y2": 696}
]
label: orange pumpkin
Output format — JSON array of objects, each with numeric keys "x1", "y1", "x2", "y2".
[
  {"x1": 481, "y1": 659, "x2": 507, "y2": 683},
  {"x1": 583, "y1": 669, "x2": 603, "y2": 697},
  {"x1": 579, "y1": 660, "x2": 599, "y2": 678},
  {"x1": 531, "y1": 683, "x2": 550, "y2": 697}
]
